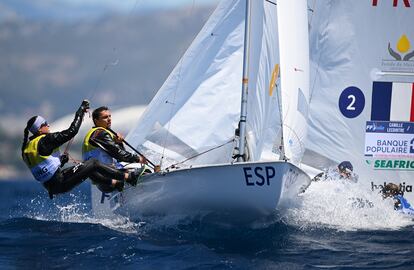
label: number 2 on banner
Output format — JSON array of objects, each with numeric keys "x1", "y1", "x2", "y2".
[
  {"x1": 339, "y1": 86, "x2": 365, "y2": 118},
  {"x1": 346, "y1": 95, "x2": 356, "y2": 111}
]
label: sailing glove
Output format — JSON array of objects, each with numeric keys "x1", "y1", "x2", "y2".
[
  {"x1": 80, "y1": 99, "x2": 90, "y2": 112},
  {"x1": 60, "y1": 153, "x2": 69, "y2": 167}
]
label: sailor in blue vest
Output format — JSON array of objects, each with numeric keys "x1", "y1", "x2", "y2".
[
  {"x1": 312, "y1": 161, "x2": 358, "y2": 183},
  {"x1": 382, "y1": 183, "x2": 414, "y2": 216},
  {"x1": 82, "y1": 106, "x2": 149, "y2": 192},
  {"x1": 21, "y1": 100, "x2": 140, "y2": 198}
]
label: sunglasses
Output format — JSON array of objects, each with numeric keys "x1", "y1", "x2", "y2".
[
  {"x1": 40, "y1": 122, "x2": 49, "y2": 128},
  {"x1": 339, "y1": 168, "x2": 352, "y2": 177}
]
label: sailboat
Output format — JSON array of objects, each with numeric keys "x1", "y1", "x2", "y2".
[
  {"x1": 91, "y1": 0, "x2": 312, "y2": 220},
  {"x1": 304, "y1": 0, "x2": 414, "y2": 202}
]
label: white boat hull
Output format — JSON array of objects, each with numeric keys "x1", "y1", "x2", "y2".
[{"x1": 91, "y1": 161, "x2": 311, "y2": 221}]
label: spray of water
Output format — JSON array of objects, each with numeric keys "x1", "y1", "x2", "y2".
[
  {"x1": 24, "y1": 193, "x2": 140, "y2": 234},
  {"x1": 284, "y1": 175, "x2": 414, "y2": 231}
]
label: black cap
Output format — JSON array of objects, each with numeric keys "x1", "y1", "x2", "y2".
[{"x1": 338, "y1": 161, "x2": 353, "y2": 172}]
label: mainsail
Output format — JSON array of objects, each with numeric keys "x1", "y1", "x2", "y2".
[
  {"x1": 126, "y1": 0, "x2": 310, "y2": 168},
  {"x1": 127, "y1": 1, "x2": 246, "y2": 167},
  {"x1": 306, "y1": 0, "x2": 414, "y2": 199}
]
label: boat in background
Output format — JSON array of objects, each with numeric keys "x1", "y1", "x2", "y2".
[
  {"x1": 303, "y1": 0, "x2": 414, "y2": 201},
  {"x1": 92, "y1": 0, "x2": 312, "y2": 220}
]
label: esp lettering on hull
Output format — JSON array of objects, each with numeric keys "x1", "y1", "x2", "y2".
[{"x1": 243, "y1": 166, "x2": 276, "y2": 186}]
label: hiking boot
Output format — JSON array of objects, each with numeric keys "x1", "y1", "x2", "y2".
[{"x1": 114, "y1": 180, "x2": 124, "y2": 192}]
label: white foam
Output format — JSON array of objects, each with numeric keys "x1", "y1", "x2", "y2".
[
  {"x1": 284, "y1": 178, "x2": 414, "y2": 231},
  {"x1": 26, "y1": 195, "x2": 140, "y2": 234}
]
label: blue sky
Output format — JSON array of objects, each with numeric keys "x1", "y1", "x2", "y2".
[{"x1": 0, "y1": 0, "x2": 219, "y2": 21}]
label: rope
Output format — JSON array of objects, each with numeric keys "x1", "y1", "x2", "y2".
[
  {"x1": 67, "y1": 154, "x2": 81, "y2": 164},
  {"x1": 166, "y1": 138, "x2": 235, "y2": 170},
  {"x1": 86, "y1": 0, "x2": 142, "y2": 103},
  {"x1": 63, "y1": 138, "x2": 74, "y2": 155},
  {"x1": 308, "y1": 0, "x2": 330, "y2": 102},
  {"x1": 61, "y1": 111, "x2": 90, "y2": 165},
  {"x1": 159, "y1": 2, "x2": 197, "y2": 169},
  {"x1": 62, "y1": 138, "x2": 81, "y2": 164}
]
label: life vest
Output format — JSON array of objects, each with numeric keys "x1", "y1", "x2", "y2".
[
  {"x1": 23, "y1": 135, "x2": 61, "y2": 183},
  {"x1": 82, "y1": 127, "x2": 121, "y2": 168},
  {"x1": 394, "y1": 195, "x2": 414, "y2": 215}
]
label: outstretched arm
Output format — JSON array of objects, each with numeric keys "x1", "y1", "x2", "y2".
[
  {"x1": 38, "y1": 100, "x2": 89, "y2": 156},
  {"x1": 311, "y1": 172, "x2": 325, "y2": 182}
]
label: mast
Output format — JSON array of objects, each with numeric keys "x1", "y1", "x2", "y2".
[{"x1": 236, "y1": 0, "x2": 252, "y2": 162}]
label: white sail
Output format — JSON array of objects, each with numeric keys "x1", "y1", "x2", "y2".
[
  {"x1": 127, "y1": 0, "x2": 309, "y2": 167},
  {"x1": 126, "y1": 0, "x2": 245, "y2": 167},
  {"x1": 277, "y1": 0, "x2": 310, "y2": 165},
  {"x1": 244, "y1": 1, "x2": 280, "y2": 161},
  {"x1": 306, "y1": 1, "x2": 414, "y2": 200}
]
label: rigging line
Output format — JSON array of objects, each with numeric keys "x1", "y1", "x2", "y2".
[
  {"x1": 63, "y1": 138, "x2": 74, "y2": 155},
  {"x1": 166, "y1": 138, "x2": 235, "y2": 170},
  {"x1": 159, "y1": 1, "x2": 198, "y2": 169},
  {"x1": 281, "y1": 123, "x2": 306, "y2": 162},
  {"x1": 87, "y1": 0, "x2": 142, "y2": 102},
  {"x1": 308, "y1": 0, "x2": 316, "y2": 25},
  {"x1": 62, "y1": 138, "x2": 81, "y2": 163},
  {"x1": 265, "y1": 0, "x2": 277, "y2": 6},
  {"x1": 88, "y1": 53, "x2": 118, "y2": 101},
  {"x1": 309, "y1": 0, "x2": 330, "y2": 102},
  {"x1": 274, "y1": 75, "x2": 285, "y2": 157},
  {"x1": 62, "y1": 113, "x2": 89, "y2": 163}
]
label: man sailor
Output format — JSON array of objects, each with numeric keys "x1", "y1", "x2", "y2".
[
  {"x1": 312, "y1": 161, "x2": 359, "y2": 183},
  {"x1": 382, "y1": 182, "x2": 414, "y2": 215},
  {"x1": 82, "y1": 106, "x2": 149, "y2": 192}
]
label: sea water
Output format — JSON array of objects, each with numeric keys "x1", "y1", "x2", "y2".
[{"x1": 0, "y1": 179, "x2": 413, "y2": 269}]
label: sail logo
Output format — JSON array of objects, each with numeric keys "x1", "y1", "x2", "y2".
[
  {"x1": 371, "y1": 181, "x2": 413, "y2": 193},
  {"x1": 372, "y1": 159, "x2": 414, "y2": 170},
  {"x1": 372, "y1": 0, "x2": 411, "y2": 7},
  {"x1": 388, "y1": 35, "x2": 414, "y2": 61},
  {"x1": 366, "y1": 122, "x2": 386, "y2": 132},
  {"x1": 382, "y1": 35, "x2": 414, "y2": 72},
  {"x1": 371, "y1": 81, "x2": 414, "y2": 122},
  {"x1": 365, "y1": 121, "x2": 414, "y2": 158},
  {"x1": 269, "y1": 64, "x2": 279, "y2": 96}
]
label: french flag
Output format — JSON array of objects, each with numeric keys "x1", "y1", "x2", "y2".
[{"x1": 371, "y1": 81, "x2": 414, "y2": 122}]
